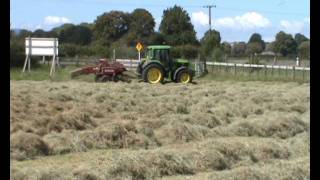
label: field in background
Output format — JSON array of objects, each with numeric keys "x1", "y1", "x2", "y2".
[
  {"x1": 10, "y1": 78, "x2": 309, "y2": 179},
  {"x1": 10, "y1": 65, "x2": 77, "y2": 81},
  {"x1": 226, "y1": 58, "x2": 310, "y2": 67},
  {"x1": 204, "y1": 64, "x2": 310, "y2": 83}
]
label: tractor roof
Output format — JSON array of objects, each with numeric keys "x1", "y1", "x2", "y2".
[{"x1": 147, "y1": 45, "x2": 171, "y2": 50}]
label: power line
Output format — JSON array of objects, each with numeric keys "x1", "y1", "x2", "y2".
[{"x1": 80, "y1": 1, "x2": 309, "y2": 16}]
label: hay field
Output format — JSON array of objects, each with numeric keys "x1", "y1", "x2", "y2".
[{"x1": 10, "y1": 79, "x2": 310, "y2": 180}]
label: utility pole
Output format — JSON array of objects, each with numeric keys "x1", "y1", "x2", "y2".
[
  {"x1": 203, "y1": 5, "x2": 216, "y2": 74},
  {"x1": 203, "y1": 5, "x2": 216, "y2": 33}
]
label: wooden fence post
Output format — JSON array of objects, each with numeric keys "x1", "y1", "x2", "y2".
[
  {"x1": 234, "y1": 64, "x2": 236, "y2": 76},
  {"x1": 293, "y1": 66, "x2": 296, "y2": 81},
  {"x1": 264, "y1": 65, "x2": 267, "y2": 80},
  {"x1": 243, "y1": 64, "x2": 245, "y2": 74},
  {"x1": 302, "y1": 67, "x2": 305, "y2": 82},
  {"x1": 249, "y1": 64, "x2": 251, "y2": 79}
]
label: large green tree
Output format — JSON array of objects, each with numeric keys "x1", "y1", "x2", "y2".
[
  {"x1": 221, "y1": 42, "x2": 231, "y2": 55},
  {"x1": 126, "y1": 8, "x2": 155, "y2": 46},
  {"x1": 148, "y1": 32, "x2": 166, "y2": 45},
  {"x1": 32, "y1": 29, "x2": 57, "y2": 38},
  {"x1": 246, "y1": 33, "x2": 265, "y2": 64},
  {"x1": 221, "y1": 42, "x2": 231, "y2": 61},
  {"x1": 79, "y1": 23, "x2": 94, "y2": 31},
  {"x1": 246, "y1": 33, "x2": 265, "y2": 62},
  {"x1": 52, "y1": 23, "x2": 74, "y2": 35},
  {"x1": 59, "y1": 24, "x2": 92, "y2": 45},
  {"x1": 246, "y1": 42, "x2": 263, "y2": 64},
  {"x1": 200, "y1": 29, "x2": 221, "y2": 57},
  {"x1": 231, "y1": 42, "x2": 247, "y2": 57},
  {"x1": 294, "y1": 33, "x2": 309, "y2": 46},
  {"x1": 10, "y1": 29, "x2": 32, "y2": 40},
  {"x1": 200, "y1": 30, "x2": 221, "y2": 71},
  {"x1": 298, "y1": 40, "x2": 310, "y2": 59},
  {"x1": 273, "y1": 31, "x2": 297, "y2": 56},
  {"x1": 93, "y1": 11, "x2": 130, "y2": 45},
  {"x1": 247, "y1": 33, "x2": 265, "y2": 51},
  {"x1": 159, "y1": 5, "x2": 198, "y2": 45},
  {"x1": 246, "y1": 43, "x2": 264, "y2": 55}
]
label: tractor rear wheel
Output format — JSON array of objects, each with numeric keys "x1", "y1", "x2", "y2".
[
  {"x1": 176, "y1": 69, "x2": 192, "y2": 83},
  {"x1": 142, "y1": 64, "x2": 164, "y2": 84}
]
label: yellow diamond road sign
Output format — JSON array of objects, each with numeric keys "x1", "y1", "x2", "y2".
[{"x1": 136, "y1": 42, "x2": 143, "y2": 52}]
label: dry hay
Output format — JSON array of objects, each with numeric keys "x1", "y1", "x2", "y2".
[
  {"x1": 10, "y1": 79, "x2": 309, "y2": 179},
  {"x1": 10, "y1": 131, "x2": 50, "y2": 160}
]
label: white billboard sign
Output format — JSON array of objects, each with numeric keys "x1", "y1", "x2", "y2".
[
  {"x1": 23, "y1": 37, "x2": 59, "y2": 77},
  {"x1": 25, "y1": 38, "x2": 58, "y2": 56}
]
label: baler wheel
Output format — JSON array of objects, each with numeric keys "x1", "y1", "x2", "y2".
[
  {"x1": 112, "y1": 75, "x2": 119, "y2": 82},
  {"x1": 100, "y1": 75, "x2": 112, "y2": 82},
  {"x1": 95, "y1": 75, "x2": 103, "y2": 82},
  {"x1": 117, "y1": 74, "x2": 131, "y2": 83}
]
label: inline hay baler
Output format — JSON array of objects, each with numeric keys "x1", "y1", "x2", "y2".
[{"x1": 70, "y1": 59, "x2": 131, "y2": 82}]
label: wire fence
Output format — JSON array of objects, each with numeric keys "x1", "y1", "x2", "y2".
[{"x1": 195, "y1": 62, "x2": 310, "y2": 82}]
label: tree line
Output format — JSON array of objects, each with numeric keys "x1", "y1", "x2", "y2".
[{"x1": 10, "y1": 5, "x2": 310, "y2": 67}]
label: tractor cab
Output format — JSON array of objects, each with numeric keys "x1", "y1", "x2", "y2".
[
  {"x1": 137, "y1": 45, "x2": 194, "y2": 84},
  {"x1": 145, "y1": 45, "x2": 171, "y2": 71}
]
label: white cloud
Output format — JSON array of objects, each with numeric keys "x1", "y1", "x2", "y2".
[
  {"x1": 16, "y1": 23, "x2": 36, "y2": 30},
  {"x1": 279, "y1": 20, "x2": 305, "y2": 34},
  {"x1": 44, "y1": 16, "x2": 71, "y2": 25},
  {"x1": 215, "y1": 17, "x2": 235, "y2": 28},
  {"x1": 35, "y1": 24, "x2": 43, "y2": 29},
  {"x1": 215, "y1": 12, "x2": 271, "y2": 30},
  {"x1": 264, "y1": 36, "x2": 275, "y2": 42},
  {"x1": 191, "y1": 11, "x2": 209, "y2": 26}
]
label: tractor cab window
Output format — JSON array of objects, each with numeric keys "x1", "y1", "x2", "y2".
[
  {"x1": 147, "y1": 49, "x2": 153, "y2": 59},
  {"x1": 153, "y1": 49, "x2": 160, "y2": 60},
  {"x1": 153, "y1": 49, "x2": 169, "y2": 62},
  {"x1": 160, "y1": 50, "x2": 170, "y2": 62}
]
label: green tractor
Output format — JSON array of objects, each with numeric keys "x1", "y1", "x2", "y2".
[{"x1": 136, "y1": 45, "x2": 195, "y2": 84}]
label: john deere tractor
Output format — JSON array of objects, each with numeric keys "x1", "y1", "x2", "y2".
[{"x1": 136, "y1": 45, "x2": 194, "y2": 84}]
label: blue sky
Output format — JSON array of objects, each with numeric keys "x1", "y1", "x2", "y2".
[{"x1": 10, "y1": 0, "x2": 310, "y2": 42}]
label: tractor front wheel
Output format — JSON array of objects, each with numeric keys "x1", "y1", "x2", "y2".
[
  {"x1": 142, "y1": 64, "x2": 164, "y2": 84},
  {"x1": 176, "y1": 69, "x2": 192, "y2": 83}
]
